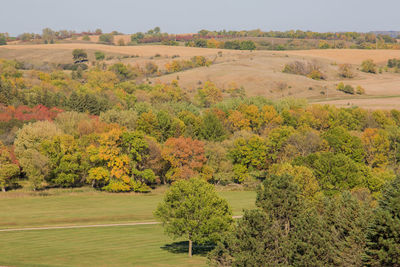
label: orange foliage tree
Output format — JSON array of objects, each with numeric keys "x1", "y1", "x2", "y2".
[{"x1": 162, "y1": 136, "x2": 206, "y2": 181}]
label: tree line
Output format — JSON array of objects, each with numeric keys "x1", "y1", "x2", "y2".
[{"x1": 1, "y1": 58, "x2": 400, "y2": 198}]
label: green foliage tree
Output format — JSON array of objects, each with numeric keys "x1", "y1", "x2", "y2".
[
  {"x1": 194, "y1": 39, "x2": 208, "y2": 48},
  {"x1": 0, "y1": 34, "x2": 6, "y2": 45},
  {"x1": 72, "y1": 49, "x2": 88, "y2": 62},
  {"x1": 131, "y1": 32, "x2": 144, "y2": 43},
  {"x1": 99, "y1": 34, "x2": 114, "y2": 44},
  {"x1": 200, "y1": 112, "x2": 226, "y2": 141},
  {"x1": 155, "y1": 110, "x2": 175, "y2": 142},
  {"x1": 229, "y1": 135, "x2": 267, "y2": 182},
  {"x1": 365, "y1": 176, "x2": 400, "y2": 266},
  {"x1": 296, "y1": 152, "x2": 368, "y2": 194},
  {"x1": 14, "y1": 121, "x2": 62, "y2": 190},
  {"x1": 239, "y1": 40, "x2": 256, "y2": 50},
  {"x1": 121, "y1": 130, "x2": 156, "y2": 185},
  {"x1": 224, "y1": 40, "x2": 241, "y2": 50},
  {"x1": 322, "y1": 126, "x2": 365, "y2": 162},
  {"x1": 337, "y1": 82, "x2": 355, "y2": 94},
  {"x1": 155, "y1": 178, "x2": 232, "y2": 257},
  {"x1": 209, "y1": 174, "x2": 332, "y2": 266},
  {"x1": 41, "y1": 135, "x2": 88, "y2": 187},
  {"x1": 109, "y1": 63, "x2": 134, "y2": 81}
]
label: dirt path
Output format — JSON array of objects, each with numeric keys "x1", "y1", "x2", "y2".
[{"x1": 0, "y1": 216, "x2": 243, "y2": 232}]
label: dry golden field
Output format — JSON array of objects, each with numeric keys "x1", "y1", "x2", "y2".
[
  {"x1": 281, "y1": 49, "x2": 400, "y2": 64},
  {"x1": 1, "y1": 44, "x2": 400, "y2": 109}
]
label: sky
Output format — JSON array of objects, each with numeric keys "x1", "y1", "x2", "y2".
[{"x1": 1, "y1": 0, "x2": 400, "y2": 36}]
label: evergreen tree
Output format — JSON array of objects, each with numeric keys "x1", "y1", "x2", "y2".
[
  {"x1": 365, "y1": 176, "x2": 400, "y2": 266},
  {"x1": 209, "y1": 174, "x2": 333, "y2": 266},
  {"x1": 323, "y1": 191, "x2": 372, "y2": 266}
]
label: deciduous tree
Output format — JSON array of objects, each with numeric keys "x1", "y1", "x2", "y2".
[
  {"x1": 162, "y1": 136, "x2": 206, "y2": 181},
  {"x1": 0, "y1": 142, "x2": 19, "y2": 192},
  {"x1": 155, "y1": 178, "x2": 232, "y2": 257}
]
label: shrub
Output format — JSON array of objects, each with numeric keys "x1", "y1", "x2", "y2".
[
  {"x1": 318, "y1": 40, "x2": 330, "y2": 49},
  {"x1": 162, "y1": 40, "x2": 179, "y2": 46},
  {"x1": 387, "y1": 58, "x2": 400, "y2": 68},
  {"x1": 58, "y1": 63, "x2": 88, "y2": 71},
  {"x1": 194, "y1": 39, "x2": 207, "y2": 48},
  {"x1": 99, "y1": 34, "x2": 114, "y2": 44},
  {"x1": 145, "y1": 62, "x2": 158, "y2": 75},
  {"x1": 307, "y1": 70, "x2": 325, "y2": 80},
  {"x1": 338, "y1": 64, "x2": 354, "y2": 78},
  {"x1": 117, "y1": 39, "x2": 125, "y2": 46},
  {"x1": 356, "y1": 85, "x2": 365, "y2": 95},
  {"x1": 224, "y1": 40, "x2": 241, "y2": 50},
  {"x1": 283, "y1": 61, "x2": 324, "y2": 79},
  {"x1": 239, "y1": 40, "x2": 256, "y2": 51},
  {"x1": 72, "y1": 49, "x2": 87, "y2": 62},
  {"x1": 337, "y1": 82, "x2": 354, "y2": 94},
  {"x1": 94, "y1": 51, "x2": 105, "y2": 61},
  {"x1": 82, "y1": 35, "x2": 90, "y2": 41},
  {"x1": 361, "y1": 59, "x2": 377, "y2": 73}
]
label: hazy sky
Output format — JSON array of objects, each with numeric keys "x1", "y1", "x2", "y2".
[{"x1": 1, "y1": 0, "x2": 400, "y2": 36}]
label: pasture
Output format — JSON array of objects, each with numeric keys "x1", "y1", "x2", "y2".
[
  {"x1": 0, "y1": 188, "x2": 256, "y2": 266},
  {"x1": 0, "y1": 187, "x2": 256, "y2": 229},
  {"x1": 2, "y1": 44, "x2": 400, "y2": 109},
  {"x1": 0, "y1": 225, "x2": 207, "y2": 267}
]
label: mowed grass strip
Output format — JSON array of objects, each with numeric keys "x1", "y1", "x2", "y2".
[
  {"x1": 0, "y1": 224, "x2": 207, "y2": 267},
  {"x1": 0, "y1": 188, "x2": 256, "y2": 229}
]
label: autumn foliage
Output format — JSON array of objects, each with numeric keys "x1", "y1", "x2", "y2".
[
  {"x1": 162, "y1": 136, "x2": 206, "y2": 181},
  {"x1": 0, "y1": 104, "x2": 63, "y2": 122}
]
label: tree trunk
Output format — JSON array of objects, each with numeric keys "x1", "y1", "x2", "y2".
[{"x1": 188, "y1": 239, "x2": 193, "y2": 257}]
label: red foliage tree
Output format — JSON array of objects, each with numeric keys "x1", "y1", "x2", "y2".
[{"x1": 0, "y1": 105, "x2": 63, "y2": 122}]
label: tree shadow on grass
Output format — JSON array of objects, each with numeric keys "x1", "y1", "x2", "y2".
[{"x1": 161, "y1": 241, "x2": 215, "y2": 256}]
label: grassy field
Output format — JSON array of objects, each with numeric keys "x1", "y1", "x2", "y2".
[
  {"x1": 0, "y1": 188, "x2": 255, "y2": 266},
  {"x1": 0, "y1": 187, "x2": 256, "y2": 229},
  {"x1": 0, "y1": 225, "x2": 207, "y2": 267}
]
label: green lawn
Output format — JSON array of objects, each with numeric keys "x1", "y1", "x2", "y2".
[
  {"x1": 0, "y1": 187, "x2": 256, "y2": 229},
  {"x1": 0, "y1": 225, "x2": 207, "y2": 267},
  {"x1": 0, "y1": 187, "x2": 256, "y2": 266}
]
